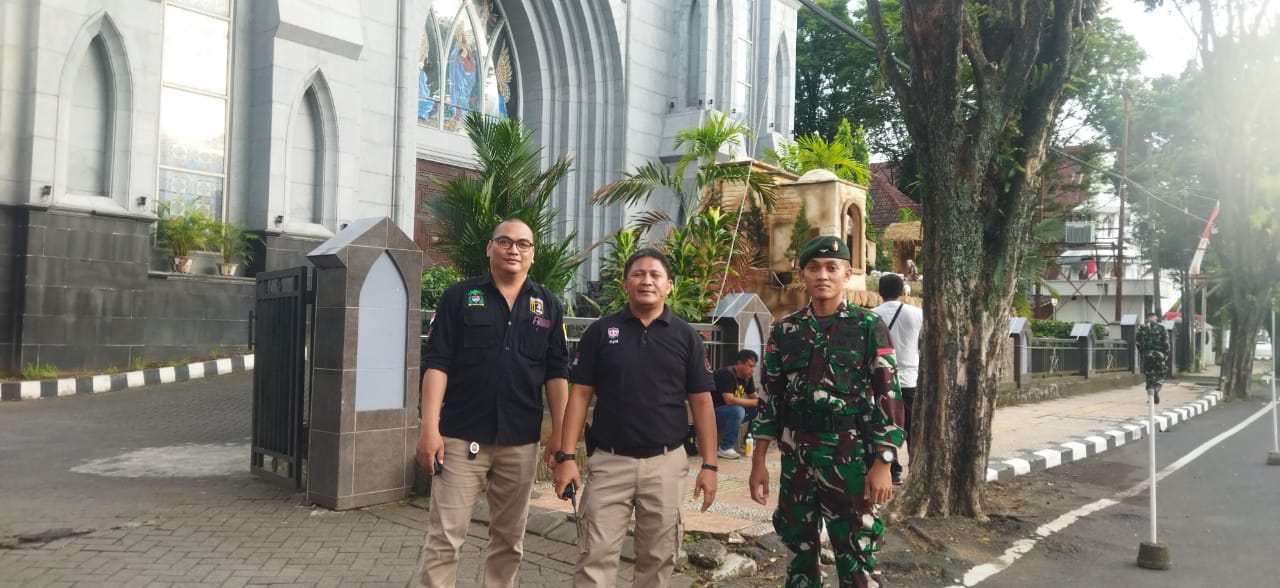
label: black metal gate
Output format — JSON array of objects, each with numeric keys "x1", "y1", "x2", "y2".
[{"x1": 251, "y1": 266, "x2": 311, "y2": 488}]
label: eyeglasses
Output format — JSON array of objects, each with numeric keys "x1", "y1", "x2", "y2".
[{"x1": 491, "y1": 237, "x2": 535, "y2": 252}]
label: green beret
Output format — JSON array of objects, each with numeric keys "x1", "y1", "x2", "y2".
[{"x1": 798, "y1": 235, "x2": 851, "y2": 268}]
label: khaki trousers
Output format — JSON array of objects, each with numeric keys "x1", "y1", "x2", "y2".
[
  {"x1": 574, "y1": 448, "x2": 688, "y2": 588},
  {"x1": 415, "y1": 438, "x2": 537, "y2": 588}
]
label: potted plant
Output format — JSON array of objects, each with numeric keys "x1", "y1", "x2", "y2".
[
  {"x1": 156, "y1": 203, "x2": 215, "y2": 273},
  {"x1": 210, "y1": 221, "x2": 260, "y2": 276}
]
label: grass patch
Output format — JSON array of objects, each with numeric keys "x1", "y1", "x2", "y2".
[{"x1": 22, "y1": 363, "x2": 60, "y2": 380}]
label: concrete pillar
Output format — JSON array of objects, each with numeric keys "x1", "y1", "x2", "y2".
[
  {"x1": 1120, "y1": 314, "x2": 1138, "y2": 374},
  {"x1": 1071, "y1": 323, "x2": 1096, "y2": 378},
  {"x1": 305, "y1": 217, "x2": 423, "y2": 510},
  {"x1": 1008, "y1": 317, "x2": 1032, "y2": 390}
]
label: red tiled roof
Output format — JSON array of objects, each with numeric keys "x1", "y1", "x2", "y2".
[{"x1": 869, "y1": 162, "x2": 922, "y2": 234}]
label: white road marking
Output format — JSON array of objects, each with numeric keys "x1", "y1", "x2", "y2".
[{"x1": 948, "y1": 400, "x2": 1275, "y2": 587}]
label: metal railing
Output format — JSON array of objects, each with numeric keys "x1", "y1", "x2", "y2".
[
  {"x1": 1028, "y1": 337, "x2": 1084, "y2": 376},
  {"x1": 1092, "y1": 339, "x2": 1132, "y2": 373}
]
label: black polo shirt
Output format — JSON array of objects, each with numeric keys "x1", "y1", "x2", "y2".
[
  {"x1": 571, "y1": 305, "x2": 714, "y2": 450},
  {"x1": 423, "y1": 273, "x2": 569, "y2": 445},
  {"x1": 711, "y1": 366, "x2": 755, "y2": 408}
]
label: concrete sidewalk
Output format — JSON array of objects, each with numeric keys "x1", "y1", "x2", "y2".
[{"x1": 0, "y1": 373, "x2": 1221, "y2": 586}]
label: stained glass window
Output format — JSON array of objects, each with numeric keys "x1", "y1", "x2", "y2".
[
  {"x1": 157, "y1": 1, "x2": 232, "y2": 217},
  {"x1": 419, "y1": 0, "x2": 518, "y2": 131}
]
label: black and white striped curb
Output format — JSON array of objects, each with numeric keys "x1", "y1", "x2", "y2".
[
  {"x1": 985, "y1": 389, "x2": 1222, "y2": 482},
  {"x1": 0, "y1": 355, "x2": 255, "y2": 402}
]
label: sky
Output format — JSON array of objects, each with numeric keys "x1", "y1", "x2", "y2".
[{"x1": 1106, "y1": 0, "x2": 1202, "y2": 78}]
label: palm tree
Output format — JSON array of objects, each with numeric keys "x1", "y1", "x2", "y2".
[
  {"x1": 427, "y1": 112, "x2": 582, "y2": 297},
  {"x1": 591, "y1": 112, "x2": 779, "y2": 233},
  {"x1": 767, "y1": 118, "x2": 871, "y2": 184}
]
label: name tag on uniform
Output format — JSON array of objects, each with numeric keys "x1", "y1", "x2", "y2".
[{"x1": 533, "y1": 316, "x2": 551, "y2": 329}]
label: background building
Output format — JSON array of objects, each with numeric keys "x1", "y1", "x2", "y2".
[{"x1": 0, "y1": 0, "x2": 800, "y2": 374}]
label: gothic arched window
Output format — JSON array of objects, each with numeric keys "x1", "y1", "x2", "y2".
[{"x1": 418, "y1": 0, "x2": 519, "y2": 131}]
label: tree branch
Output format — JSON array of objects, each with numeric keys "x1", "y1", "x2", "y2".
[{"x1": 864, "y1": 0, "x2": 916, "y2": 134}]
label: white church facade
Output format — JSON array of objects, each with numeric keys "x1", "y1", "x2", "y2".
[{"x1": 0, "y1": 0, "x2": 798, "y2": 374}]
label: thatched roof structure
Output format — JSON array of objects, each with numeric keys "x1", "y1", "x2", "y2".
[{"x1": 882, "y1": 221, "x2": 922, "y2": 243}]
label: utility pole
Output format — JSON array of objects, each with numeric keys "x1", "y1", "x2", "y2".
[
  {"x1": 1186, "y1": 262, "x2": 1195, "y2": 373},
  {"x1": 1116, "y1": 92, "x2": 1130, "y2": 321}
]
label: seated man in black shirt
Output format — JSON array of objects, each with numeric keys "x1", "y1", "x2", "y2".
[{"x1": 712, "y1": 349, "x2": 760, "y2": 459}]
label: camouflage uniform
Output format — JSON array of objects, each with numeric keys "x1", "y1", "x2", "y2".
[
  {"x1": 750, "y1": 301, "x2": 905, "y2": 588},
  {"x1": 1137, "y1": 321, "x2": 1169, "y2": 393}
]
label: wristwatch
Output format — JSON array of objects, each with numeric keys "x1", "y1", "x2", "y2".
[
  {"x1": 874, "y1": 448, "x2": 896, "y2": 465},
  {"x1": 554, "y1": 451, "x2": 576, "y2": 464}
]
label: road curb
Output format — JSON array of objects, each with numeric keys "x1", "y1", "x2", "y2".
[
  {"x1": 0, "y1": 354, "x2": 255, "y2": 402},
  {"x1": 985, "y1": 388, "x2": 1222, "y2": 482}
]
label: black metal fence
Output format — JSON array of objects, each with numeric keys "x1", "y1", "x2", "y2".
[
  {"x1": 250, "y1": 266, "x2": 311, "y2": 489},
  {"x1": 1028, "y1": 337, "x2": 1084, "y2": 376},
  {"x1": 1092, "y1": 339, "x2": 1132, "y2": 373}
]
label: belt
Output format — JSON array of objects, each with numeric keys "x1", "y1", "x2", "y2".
[
  {"x1": 596, "y1": 441, "x2": 685, "y2": 459},
  {"x1": 785, "y1": 412, "x2": 862, "y2": 433}
]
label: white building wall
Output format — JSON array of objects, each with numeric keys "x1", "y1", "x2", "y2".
[
  {"x1": 1, "y1": 0, "x2": 163, "y2": 216},
  {"x1": 2, "y1": 0, "x2": 796, "y2": 281}
]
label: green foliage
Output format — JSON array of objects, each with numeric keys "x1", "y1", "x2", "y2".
[
  {"x1": 741, "y1": 197, "x2": 769, "y2": 266},
  {"x1": 795, "y1": 0, "x2": 908, "y2": 164},
  {"x1": 210, "y1": 222, "x2": 260, "y2": 264},
  {"x1": 787, "y1": 202, "x2": 812, "y2": 264},
  {"x1": 767, "y1": 119, "x2": 872, "y2": 184},
  {"x1": 585, "y1": 229, "x2": 642, "y2": 317},
  {"x1": 22, "y1": 362, "x2": 59, "y2": 380},
  {"x1": 421, "y1": 266, "x2": 463, "y2": 310},
  {"x1": 130, "y1": 356, "x2": 145, "y2": 371},
  {"x1": 589, "y1": 209, "x2": 746, "y2": 322},
  {"x1": 427, "y1": 112, "x2": 582, "y2": 298},
  {"x1": 874, "y1": 236, "x2": 893, "y2": 271},
  {"x1": 1029, "y1": 319, "x2": 1107, "y2": 340},
  {"x1": 593, "y1": 112, "x2": 778, "y2": 233},
  {"x1": 155, "y1": 202, "x2": 216, "y2": 257},
  {"x1": 665, "y1": 207, "x2": 744, "y2": 320}
]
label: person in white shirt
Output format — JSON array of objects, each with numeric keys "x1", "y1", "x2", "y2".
[{"x1": 871, "y1": 273, "x2": 922, "y2": 485}]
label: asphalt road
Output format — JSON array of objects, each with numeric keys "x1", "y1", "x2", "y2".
[
  {"x1": 0, "y1": 372, "x2": 267, "y2": 534},
  {"x1": 978, "y1": 392, "x2": 1280, "y2": 587}
]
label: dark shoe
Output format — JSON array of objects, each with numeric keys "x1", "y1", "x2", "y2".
[{"x1": 1154, "y1": 390, "x2": 1161, "y2": 404}]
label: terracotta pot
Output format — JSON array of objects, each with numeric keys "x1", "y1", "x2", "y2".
[
  {"x1": 217, "y1": 262, "x2": 239, "y2": 277},
  {"x1": 172, "y1": 256, "x2": 194, "y2": 273}
]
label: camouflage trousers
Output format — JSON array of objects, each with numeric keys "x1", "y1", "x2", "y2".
[
  {"x1": 773, "y1": 452, "x2": 884, "y2": 588},
  {"x1": 1142, "y1": 352, "x2": 1166, "y2": 391}
]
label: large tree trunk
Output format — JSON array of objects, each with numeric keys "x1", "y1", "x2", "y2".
[
  {"x1": 1220, "y1": 281, "x2": 1268, "y2": 400},
  {"x1": 866, "y1": 0, "x2": 1095, "y2": 519},
  {"x1": 1198, "y1": 28, "x2": 1280, "y2": 400}
]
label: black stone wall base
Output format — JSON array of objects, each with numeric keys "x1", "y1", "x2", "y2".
[
  {"x1": 251, "y1": 232, "x2": 329, "y2": 276},
  {"x1": 142, "y1": 272, "x2": 256, "y2": 365},
  {"x1": 1, "y1": 206, "x2": 26, "y2": 374},
  {"x1": 13, "y1": 207, "x2": 152, "y2": 374},
  {"x1": 1, "y1": 205, "x2": 261, "y2": 375}
]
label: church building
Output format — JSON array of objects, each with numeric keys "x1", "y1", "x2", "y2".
[{"x1": 0, "y1": 0, "x2": 798, "y2": 373}]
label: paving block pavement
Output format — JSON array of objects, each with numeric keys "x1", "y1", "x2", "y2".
[{"x1": 0, "y1": 371, "x2": 1224, "y2": 586}]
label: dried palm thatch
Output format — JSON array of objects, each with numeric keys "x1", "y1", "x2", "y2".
[{"x1": 882, "y1": 221, "x2": 922, "y2": 243}]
